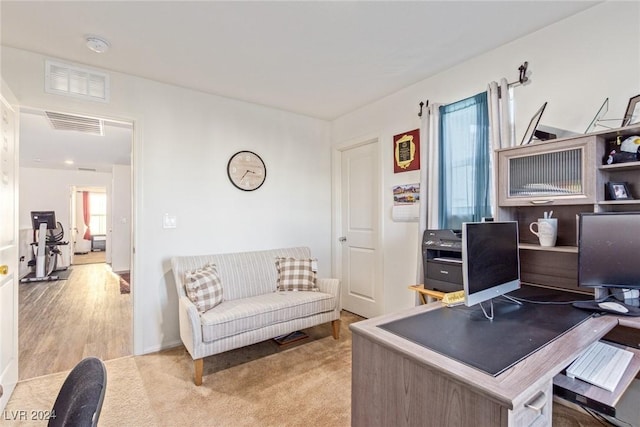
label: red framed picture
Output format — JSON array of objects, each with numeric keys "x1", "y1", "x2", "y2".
[{"x1": 393, "y1": 129, "x2": 420, "y2": 173}]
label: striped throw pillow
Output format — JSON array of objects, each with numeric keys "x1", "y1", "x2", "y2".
[
  {"x1": 275, "y1": 257, "x2": 318, "y2": 291},
  {"x1": 184, "y1": 263, "x2": 223, "y2": 313}
]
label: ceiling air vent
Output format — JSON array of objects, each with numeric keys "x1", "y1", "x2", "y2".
[
  {"x1": 45, "y1": 59, "x2": 110, "y2": 103},
  {"x1": 45, "y1": 111, "x2": 104, "y2": 135},
  {"x1": 78, "y1": 167, "x2": 97, "y2": 172}
]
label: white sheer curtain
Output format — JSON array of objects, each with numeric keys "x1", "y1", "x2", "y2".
[
  {"x1": 487, "y1": 78, "x2": 515, "y2": 150},
  {"x1": 415, "y1": 103, "x2": 442, "y2": 286},
  {"x1": 487, "y1": 78, "x2": 515, "y2": 216}
]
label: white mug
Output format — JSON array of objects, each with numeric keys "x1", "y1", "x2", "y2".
[{"x1": 529, "y1": 218, "x2": 558, "y2": 247}]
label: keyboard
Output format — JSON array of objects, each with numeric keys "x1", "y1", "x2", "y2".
[
  {"x1": 441, "y1": 290, "x2": 465, "y2": 306},
  {"x1": 565, "y1": 340, "x2": 634, "y2": 392}
]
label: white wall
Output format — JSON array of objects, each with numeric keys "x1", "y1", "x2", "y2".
[
  {"x1": 2, "y1": 47, "x2": 332, "y2": 354},
  {"x1": 111, "y1": 165, "x2": 131, "y2": 273},
  {"x1": 331, "y1": 2, "x2": 640, "y2": 314}
]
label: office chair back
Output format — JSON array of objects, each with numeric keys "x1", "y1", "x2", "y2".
[{"x1": 48, "y1": 357, "x2": 107, "y2": 427}]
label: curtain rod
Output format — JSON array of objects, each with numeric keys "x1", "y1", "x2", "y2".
[
  {"x1": 508, "y1": 61, "x2": 530, "y2": 88},
  {"x1": 416, "y1": 61, "x2": 530, "y2": 117},
  {"x1": 418, "y1": 100, "x2": 429, "y2": 118}
]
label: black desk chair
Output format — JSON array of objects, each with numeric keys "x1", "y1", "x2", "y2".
[{"x1": 49, "y1": 357, "x2": 107, "y2": 427}]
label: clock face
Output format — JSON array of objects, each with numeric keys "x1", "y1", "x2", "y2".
[{"x1": 227, "y1": 151, "x2": 266, "y2": 191}]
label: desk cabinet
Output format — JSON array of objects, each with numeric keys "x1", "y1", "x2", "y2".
[
  {"x1": 497, "y1": 124, "x2": 640, "y2": 292},
  {"x1": 352, "y1": 327, "x2": 552, "y2": 427},
  {"x1": 350, "y1": 303, "x2": 624, "y2": 427}
]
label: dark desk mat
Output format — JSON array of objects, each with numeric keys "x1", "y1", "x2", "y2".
[{"x1": 379, "y1": 289, "x2": 594, "y2": 376}]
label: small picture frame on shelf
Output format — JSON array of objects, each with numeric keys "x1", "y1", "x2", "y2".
[{"x1": 606, "y1": 182, "x2": 633, "y2": 200}]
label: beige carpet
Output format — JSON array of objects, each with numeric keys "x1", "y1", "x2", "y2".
[
  {"x1": 6, "y1": 357, "x2": 156, "y2": 426},
  {"x1": 6, "y1": 311, "x2": 601, "y2": 426}
]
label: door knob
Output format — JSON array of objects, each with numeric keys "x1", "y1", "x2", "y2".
[
  {"x1": 338, "y1": 237, "x2": 347, "y2": 242},
  {"x1": 0, "y1": 265, "x2": 8, "y2": 275}
]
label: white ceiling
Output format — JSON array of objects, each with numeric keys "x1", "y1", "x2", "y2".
[
  {"x1": 19, "y1": 108, "x2": 132, "y2": 173},
  {"x1": 1, "y1": 1, "x2": 599, "y2": 171}
]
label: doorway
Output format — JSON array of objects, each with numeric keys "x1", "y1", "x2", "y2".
[
  {"x1": 17, "y1": 108, "x2": 133, "y2": 380},
  {"x1": 337, "y1": 139, "x2": 383, "y2": 319},
  {"x1": 72, "y1": 187, "x2": 107, "y2": 265}
]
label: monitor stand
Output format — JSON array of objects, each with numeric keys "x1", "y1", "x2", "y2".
[{"x1": 479, "y1": 295, "x2": 522, "y2": 321}]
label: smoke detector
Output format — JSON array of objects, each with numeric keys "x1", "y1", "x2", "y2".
[{"x1": 85, "y1": 35, "x2": 110, "y2": 53}]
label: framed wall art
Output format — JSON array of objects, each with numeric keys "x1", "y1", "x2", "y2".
[{"x1": 393, "y1": 129, "x2": 420, "y2": 173}]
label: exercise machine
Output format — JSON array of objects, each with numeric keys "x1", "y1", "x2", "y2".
[{"x1": 21, "y1": 211, "x2": 68, "y2": 283}]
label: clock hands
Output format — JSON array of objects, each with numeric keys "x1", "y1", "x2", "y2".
[{"x1": 239, "y1": 169, "x2": 256, "y2": 182}]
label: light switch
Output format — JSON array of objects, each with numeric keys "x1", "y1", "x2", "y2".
[{"x1": 163, "y1": 213, "x2": 177, "y2": 229}]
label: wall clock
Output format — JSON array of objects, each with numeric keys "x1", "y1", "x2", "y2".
[{"x1": 227, "y1": 151, "x2": 267, "y2": 191}]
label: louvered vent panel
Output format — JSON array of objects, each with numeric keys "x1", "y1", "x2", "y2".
[
  {"x1": 45, "y1": 60, "x2": 110, "y2": 103},
  {"x1": 45, "y1": 111, "x2": 104, "y2": 135}
]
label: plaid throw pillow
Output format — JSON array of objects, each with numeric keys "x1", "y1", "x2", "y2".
[
  {"x1": 275, "y1": 257, "x2": 318, "y2": 291},
  {"x1": 184, "y1": 263, "x2": 223, "y2": 313}
]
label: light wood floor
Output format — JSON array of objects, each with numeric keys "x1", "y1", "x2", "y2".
[
  {"x1": 18, "y1": 262, "x2": 132, "y2": 380},
  {"x1": 73, "y1": 250, "x2": 106, "y2": 265}
]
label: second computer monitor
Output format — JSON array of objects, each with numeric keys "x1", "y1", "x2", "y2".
[{"x1": 462, "y1": 221, "x2": 520, "y2": 307}]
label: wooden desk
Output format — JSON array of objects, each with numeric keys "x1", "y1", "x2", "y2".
[
  {"x1": 408, "y1": 284, "x2": 444, "y2": 304},
  {"x1": 350, "y1": 302, "x2": 640, "y2": 426}
]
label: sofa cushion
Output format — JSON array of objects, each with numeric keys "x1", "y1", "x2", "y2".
[
  {"x1": 200, "y1": 291, "x2": 335, "y2": 342},
  {"x1": 184, "y1": 264, "x2": 224, "y2": 313},
  {"x1": 275, "y1": 257, "x2": 318, "y2": 291}
]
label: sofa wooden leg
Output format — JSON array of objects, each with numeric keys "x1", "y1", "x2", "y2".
[
  {"x1": 331, "y1": 319, "x2": 341, "y2": 339},
  {"x1": 194, "y1": 358, "x2": 203, "y2": 386}
]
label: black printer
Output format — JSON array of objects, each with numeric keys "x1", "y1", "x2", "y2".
[{"x1": 422, "y1": 229, "x2": 464, "y2": 293}]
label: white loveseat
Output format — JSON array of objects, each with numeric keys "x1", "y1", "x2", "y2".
[{"x1": 171, "y1": 247, "x2": 341, "y2": 385}]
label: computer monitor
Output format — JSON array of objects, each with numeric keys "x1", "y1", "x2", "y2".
[
  {"x1": 31, "y1": 211, "x2": 57, "y2": 230},
  {"x1": 578, "y1": 212, "x2": 640, "y2": 289},
  {"x1": 462, "y1": 221, "x2": 520, "y2": 307}
]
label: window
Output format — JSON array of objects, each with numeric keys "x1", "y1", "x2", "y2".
[
  {"x1": 89, "y1": 192, "x2": 107, "y2": 235},
  {"x1": 438, "y1": 92, "x2": 491, "y2": 229}
]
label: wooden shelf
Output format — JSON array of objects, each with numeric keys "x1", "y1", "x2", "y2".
[
  {"x1": 599, "y1": 161, "x2": 640, "y2": 171},
  {"x1": 519, "y1": 243, "x2": 578, "y2": 253},
  {"x1": 597, "y1": 199, "x2": 640, "y2": 205}
]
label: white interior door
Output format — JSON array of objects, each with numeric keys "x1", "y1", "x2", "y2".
[
  {"x1": 340, "y1": 140, "x2": 381, "y2": 318},
  {"x1": 0, "y1": 81, "x2": 20, "y2": 411}
]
